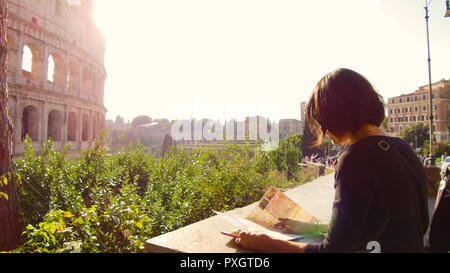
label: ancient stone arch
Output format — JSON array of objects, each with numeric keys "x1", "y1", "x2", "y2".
[
  {"x1": 67, "y1": 112, "x2": 78, "y2": 142},
  {"x1": 21, "y1": 105, "x2": 39, "y2": 141},
  {"x1": 47, "y1": 109, "x2": 63, "y2": 141},
  {"x1": 82, "y1": 113, "x2": 90, "y2": 141},
  {"x1": 67, "y1": 60, "x2": 80, "y2": 93},
  {"x1": 47, "y1": 52, "x2": 64, "y2": 87},
  {"x1": 92, "y1": 114, "x2": 98, "y2": 140},
  {"x1": 81, "y1": 65, "x2": 90, "y2": 97}
]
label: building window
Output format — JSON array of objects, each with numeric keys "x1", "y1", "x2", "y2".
[
  {"x1": 413, "y1": 116, "x2": 417, "y2": 121},
  {"x1": 423, "y1": 94, "x2": 426, "y2": 100},
  {"x1": 391, "y1": 99, "x2": 395, "y2": 104},
  {"x1": 67, "y1": 62, "x2": 79, "y2": 92},
  {"x1": 391, "y1": 127, "x2": 395, "y2": 133},
  {"x1": 415, "y1": 96, "x2": 417, "y2": 101},
  {"x1": 22, "y1": 45, "x2": 33, "y2": 72},
  {"x1": 47, "y1": 55, "x2": 55, "y2": 83},
  {"x1": 423, "y1": 106, "x2": 427, "y2": 111},
  {"x1": 407, "y1": 97, "x2": 410, "y2": 102},
  {"x1": 399, "y1": 98, "x2": 403, "y2": 103}
]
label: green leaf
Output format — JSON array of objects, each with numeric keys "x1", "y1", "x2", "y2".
[
  {"x1": 135, "y1": 221, "x2": 143, "y2": 230},
  {"x1": 64, "y1": 211, "x2": 74, "y2": 218},
  {"x1": 26, "y1": 225, "x2": 35, "y2": 230},
  {"x1": 15, "y1": 173, "x2": 22, "y2": 185},
  {"x1": 0, "y1": 175, "x2": 7, "y2": 187},
  {"x1": 49, "y1": 223, "x2": 57, "y2": 234},
  {"x1": 0, "y1": 192, "x2": 8, "y2": 201},
  {"x1": 72, "y1": 217, "x2": 84, "y2": 225}
]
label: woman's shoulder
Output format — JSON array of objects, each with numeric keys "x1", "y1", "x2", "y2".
[{"x1": 335, "y1": 135, "x2": 413, "y2": 174}]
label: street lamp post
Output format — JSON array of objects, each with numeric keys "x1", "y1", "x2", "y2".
[
  {"x1": 446, "y1": 0, "x2": 450, "y2": 17},
  {"x1": 424, "y1": 0, "x2": 435, "y2": 165}
]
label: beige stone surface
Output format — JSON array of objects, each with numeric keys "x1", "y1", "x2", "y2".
[{"x1": 144, "y1": 173, "x2": 335, "y2": 253}]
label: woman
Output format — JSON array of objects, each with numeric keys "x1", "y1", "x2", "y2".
[{"x1": 237, "y1": 68, "x2": 429, "y2": 253}]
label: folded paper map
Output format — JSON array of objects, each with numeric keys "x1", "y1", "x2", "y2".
[{"x1": 215, "y1": 186, "x2": 318, "y2": 241}]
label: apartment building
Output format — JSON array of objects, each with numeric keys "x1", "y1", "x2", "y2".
[{"x1": 387, "y1": 79, "x2": 450, "y2": 142}]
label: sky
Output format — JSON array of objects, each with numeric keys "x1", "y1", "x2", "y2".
[{"x1": 92, "y1": 0, "x2": 450, "y2": 123}]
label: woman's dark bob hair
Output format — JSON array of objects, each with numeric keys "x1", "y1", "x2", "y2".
[{"x1": 306, "y1": 68, "x2": 385, "y2": 147}]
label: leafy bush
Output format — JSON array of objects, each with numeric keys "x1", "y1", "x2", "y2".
[
  {"x1": 433, "y1": 141, "x2": 450, "y2": 158},
  {"x1": 13, "y1": 135, "x2": 314, "y2": 253},
  {"x1": 269, "y1": 135, "x2": 303, "y2": 180}
]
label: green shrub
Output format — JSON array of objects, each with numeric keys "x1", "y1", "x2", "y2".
[
  {"x1": 14, "y1": 135, "x2": 314, "y2": 253},
  {"x1": 269, "y1": 135, "x2": 302, "y2": 180}
]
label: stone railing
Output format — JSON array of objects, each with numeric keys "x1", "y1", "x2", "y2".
[
  {"x1": 423, "y1": 165, "x2": 441, "y2": 197},
  {"x1": 300, "y1": 162, "x2": 326, "y2": 177}
]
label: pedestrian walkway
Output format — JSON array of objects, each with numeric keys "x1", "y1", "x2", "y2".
[{"x1": 283, "y1": 173, "x2": 335, "y2": 223}]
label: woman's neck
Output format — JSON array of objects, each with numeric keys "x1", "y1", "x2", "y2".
[{"x1": 348, "y1": 124, "x2": 389, "y2": 145}]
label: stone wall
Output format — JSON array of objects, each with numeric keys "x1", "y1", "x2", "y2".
[
  {"x1": 423, "y1": 165, "x2": 441, "y2": 197},
  {"x1": 6, "y1": 0, "x2": 106, "y2": 155},
  {"x1": 302, "y1": 162, "x2": 326, "y2": 178}
]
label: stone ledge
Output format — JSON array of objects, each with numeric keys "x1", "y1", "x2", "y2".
[
  {"x1": 144, "y1": 174, "x2": 336, "y2": 253},
  {"x1": 423, "y1": 165, "x2": 441, "y2": 197},
  {"x1": 301, "y1": 162, "x2": 326, "y2": 177}
]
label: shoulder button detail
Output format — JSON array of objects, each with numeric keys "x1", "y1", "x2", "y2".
[{"x1": 378, "y1": 140, "x2": 390, "y2": 151}]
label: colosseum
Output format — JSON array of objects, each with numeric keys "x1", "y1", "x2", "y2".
[{"x1": 5, "y1": 0, "x2": 106, "y2": 155}]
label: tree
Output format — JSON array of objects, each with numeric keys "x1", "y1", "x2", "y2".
[
  {"x1": 0, "y1": 0, "x2": 20, "y2": 251},
  {"x1": 161, "y1": 134, "x2": 174, "y2": 157},
  {"x1": 381, "y1": 117, "x2": 388, "y2": 131},
  {"x1": 270, "y1": 135, "x2": 302, "y2": 180},
  {"x1": 400, "y1": 122, "x2": 430, "y2": 150},
  {"x1": 433, "y1": 141, "x2": 450, "y2": 158},
  {"x1": 131, "y1": 115, "x2": 152, "y2": 127}
]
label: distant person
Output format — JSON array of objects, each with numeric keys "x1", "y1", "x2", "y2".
[
  {"x1": 425, "y1": 154, "x2": 432, "y2": 166},
  {"x1": 236, "y1": 68, "x2": 429, "y2": 253},
  {"x1": 419, "y1": 154, "x2": 425, "y2": 165}
]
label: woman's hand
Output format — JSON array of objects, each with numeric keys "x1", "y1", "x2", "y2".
[
  {"x1": 275, "y1": 218, "x2": 328, "y2": 234},
  {"x1": 235, "y1": 231, "x2": 274, "y2": 252},
  {"x1": 236, "y1": 230, "x2": 309, "y2": 253}
]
